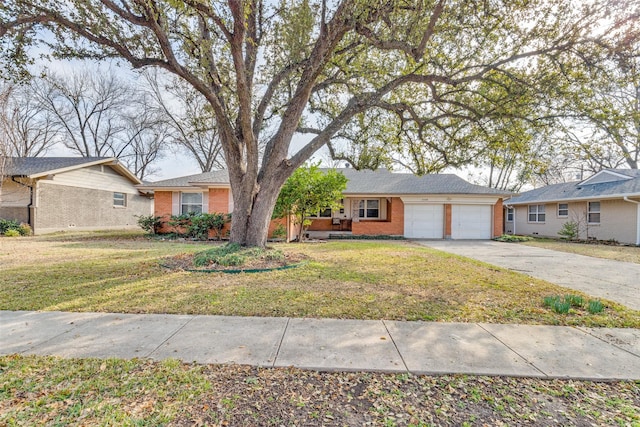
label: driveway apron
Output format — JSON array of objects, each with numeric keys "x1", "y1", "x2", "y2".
[{"x1": 417, "y1": 240, "x2": 640, "y2": 311}]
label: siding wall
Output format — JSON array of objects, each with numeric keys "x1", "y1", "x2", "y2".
[{"x1": 511, "y1": 199, "x2": 638, "y2": 244}]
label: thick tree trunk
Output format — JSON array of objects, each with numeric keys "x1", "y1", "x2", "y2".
[{"x1": 228, "y1": 169, "x2": 290, "y2": 247}]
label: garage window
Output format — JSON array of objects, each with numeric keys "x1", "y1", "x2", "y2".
[
  {"x1": 588, "y1": 201, "x2": 600, "y2": 224},
  {"x1": 358, "y1": 199, "x2": 379, "y2": 218},
  {"x1": 528, "y1": 204, "x2": 545, "y2": 222}
]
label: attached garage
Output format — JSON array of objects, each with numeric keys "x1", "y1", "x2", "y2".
[
  {"x1": 404, "y1": 204, "x2": 444, "y2": 238},
  {"x1": 451, "y1": 204, "x2": 492, "y2": 239}
]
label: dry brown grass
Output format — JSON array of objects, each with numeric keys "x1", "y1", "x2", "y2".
[
  {"x1": 1, "y1": 232, "x2": 638, "y2": 326},
  {"x1": 523, "y1": 239, "x2": 640, "y2": 264}
]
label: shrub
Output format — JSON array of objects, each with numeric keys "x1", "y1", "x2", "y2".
[
  {"x1": 168, "y1": 212, "x2": 230, "y2": 240},
  {"x1": 17, "y1": 223, "x2": 32, "y2": 236},
  {"x1": 193, "y1": 243, "x2": 285, "y2": 268},
  {"x1": 3, "y1": 229, "x2": 21, "y2": 237},
  {"x1": 0, "y1": 218, "x2": 21, "y2": 234},
  {"x1": 271, "y1": 223, "x2": 286, "y2": 239},
  {"x1": 558, "y1": 221, "x2": 579, "y2": 240},
  {"x1": 136, "y1": 215, "x2": 163, "y2": 234}
]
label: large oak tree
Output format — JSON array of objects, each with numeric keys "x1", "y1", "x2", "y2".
[{"x1": 1, "y1": 0, "x2": 637, "y2": 246}]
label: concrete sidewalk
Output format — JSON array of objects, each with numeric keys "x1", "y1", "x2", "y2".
[
  {"x1": 419, "y1": 240, "x2": 640, "y2": 311},
  {"x1": 2, "y1": 310, "x2": 640, "y2": 380}
]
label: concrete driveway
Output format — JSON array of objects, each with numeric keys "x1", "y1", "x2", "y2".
[{"x1": 418, "y1": 240, "x2": 640, "y2": 311}]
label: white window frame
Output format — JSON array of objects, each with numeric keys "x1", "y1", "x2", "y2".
[
  {"x1": 113, "y1": 192, "x2": 126, "y2": 207},
  {"x1": 557, "y1": 203, "x2": 569, "y2": 218},
  {"x1": 181, "y1": 192, "x2": 203, "y2": 214},
  {"x1": 358, "y1": 199, "x2": 380, "y2": 219},
  {"x1": 506, "y1": 207, "x2": 514, "y2": 222},
  {"x1": 528, "y1": 204, "x2": 545, "y2": 223},
  {"x1": 588, "y1": 201, "x2": 601, "y2": 224}
]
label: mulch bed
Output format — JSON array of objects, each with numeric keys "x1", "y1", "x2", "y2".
[{"x1": 160, "y1": 252, "x2": 308, "y2": 272}]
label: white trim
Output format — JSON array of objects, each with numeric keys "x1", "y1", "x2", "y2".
[
  {"x1": 623, "y1": 197, "x2": 640, "y2": 246},
  {"x1": 401, "y1": 195, "x2": 499, "y2": 204}
]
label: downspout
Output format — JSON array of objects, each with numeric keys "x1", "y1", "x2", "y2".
[
  {"x1": 11, "y1": 176, "x2": 33, "y2": 228},
  {"x1": 623, "y1": 197, "x2": 640, "y2": 246}
]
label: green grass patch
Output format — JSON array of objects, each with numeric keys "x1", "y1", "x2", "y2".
[{"x1": 542, "y1": 294, "x2": 608, "y2": 316}]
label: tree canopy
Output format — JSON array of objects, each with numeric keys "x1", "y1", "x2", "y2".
[{"x1": 1, "y1": 0, "x2": 638, "y2": 246}]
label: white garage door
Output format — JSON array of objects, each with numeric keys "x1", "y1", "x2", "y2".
[
  {"x1": 451, "y1": 205, "x2": 492, "y2": 239},
  {"x1": 404, "y1": 204, "x2": 444, "y2": 238}
]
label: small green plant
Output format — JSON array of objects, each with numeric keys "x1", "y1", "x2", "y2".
[
  {"x1": 543, "y1": 295, "x2": 560, "y2": 308},
  {"x1": 558, "y1": 220, "x2": 579, "y2": 240},
  {"x1": 136, "y1": 214, "x2": 164, "y2": 234},
  {"x1": 3, "y1": 228, "x2": 21, "y2": 237},
  {"x1": 588, "y1": 300, "x2": 605, "y2": 314},
  {"x1": 565, "y1": 294, "x2": 584, "y2": 307},
  {"x1": 553, "y1": 300, "x2": 571, "y2": 314}
]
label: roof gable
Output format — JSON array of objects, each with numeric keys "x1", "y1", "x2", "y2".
[
  {"x1": 580, "y1": 169, "x2": 635, "y2": 185},
  {"x1": 2, "y1": 157, "x2": 142, "y2": 185}
]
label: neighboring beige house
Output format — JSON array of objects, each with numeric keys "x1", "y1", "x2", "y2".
[
  {"x1": 139, "y1": 168, "x2": 511, "y2": 241},
  {"x1": 1, "y1": 157, "x2": 152, "y2": 234},
  {"x1": 505, "y1": 169, "x2": 640, "y2": 245}
]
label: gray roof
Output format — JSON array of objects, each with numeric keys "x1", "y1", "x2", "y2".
[
  {"x1": 507, "y1": 169, "x2": 640, "y2": 205},
  {"x1": 3, "y1": 157, "x2": 112, "y2": 176},
  {"x1": 140, "y1": 169, "x2": 230, "y2": 188},
  {"x1": 142, "y1": 167, "x2": 510, "y2": 196},
  {"x1": 336, "y1": 168, "x2": 509, "y2": 195}
]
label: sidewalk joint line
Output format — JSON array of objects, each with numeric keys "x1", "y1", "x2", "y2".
[
  {"x1": 272, "y1": 317, "x2": 290, "y2": 368},
  {"x1": 575, "y1": 326, "x2": 640, "y2": 359},
  {"x1": 382, "y1": 320, "x2": 409, "y2": 373},
  {"x1": 476, "y1": 323, "x2": 548, "y2": 378},
  {"x1": 147, "y1": 314, "x2": 198, "y2": 358}
]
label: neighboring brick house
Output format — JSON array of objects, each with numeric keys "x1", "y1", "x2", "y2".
[
  {"x1": 1, "y1": 157, "x2": 152, "y2": 234},
  {"x1": 504, "y1": 169, "x2": 640, "y2": 245},
  {"x1": 140, "y1": 168, "x2": 510, "y2": 241}
]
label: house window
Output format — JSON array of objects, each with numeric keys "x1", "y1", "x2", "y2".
[
  {"x1": 528, "y1": 204, "x2": 545, "y2": 222},
  {"x1": 588, "y1": 201, "x2": 600, "y2": 224},
  {"x1": 181, "y1": 192, "x2": 203, "y2": 214},
  {"x1": 309, "y1": 208, "x2": 332, "y2": 218},
  {"x1": 558, "y1": 203, "x2": 569, "y2": 217},
  {"x1": 113, "y1": 192, "x2": 126, "y2": 207},
  {"x1": 358, "y1": 199, "x2": 380, "y2": 218},
  {"x1": 506, "y1": 207, "x2": 514, "y2": 222}
]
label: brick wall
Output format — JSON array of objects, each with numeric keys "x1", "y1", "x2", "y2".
[
  {"x1": 154, "y1": 191, "x2": 174, "y2": 233},
  {"x1": 34, "y1": 182, "x2": 152, "y2": 234},
  {"x1": 493, "y1": 199, "x2": 504, "y2": 238},
  {"x1": 352, "y1": 197, "x2": 404, "y2": 235},
  {"x1": 209, "y1": 188, "x2": 230, "y2": 213},
  {"x1": 444, "y1": 204, "x2": 452, "y2": 238}
]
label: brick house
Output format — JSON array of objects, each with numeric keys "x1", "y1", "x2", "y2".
[
  {"x1": 139, "y1": 168, "x2": 510, "y2": 241},
  {"x1": 1, "y1": 157, "x2": 152, "y2": 234}
]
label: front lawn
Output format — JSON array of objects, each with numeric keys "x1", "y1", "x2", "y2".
[
  {"x1": 1, "y1": 232, "x2": 638, "y2": 327},
  {"x1": 523, "y1": 238, "x2": 640, "y2": 264}
]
